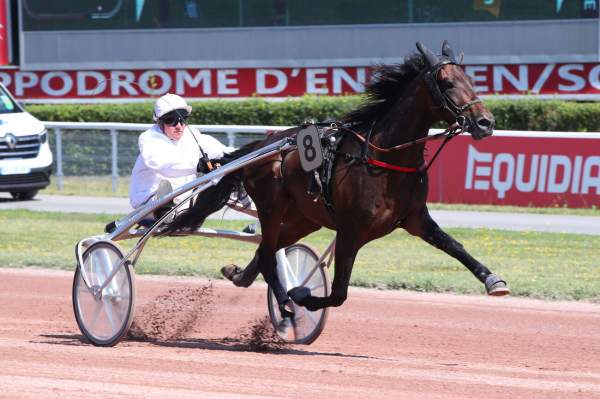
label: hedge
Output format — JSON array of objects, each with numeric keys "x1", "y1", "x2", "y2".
[{"x1": 27, "y1": 96, "x2": 600, "y2": 132}]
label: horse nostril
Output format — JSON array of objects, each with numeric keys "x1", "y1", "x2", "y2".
[{"x1": 477, "y1": 117, "x2": 494, "y2": 130}]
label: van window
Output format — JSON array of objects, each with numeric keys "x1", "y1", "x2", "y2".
[{"x1": 0, "y1": 88, "x2": 17, "y2": 113}]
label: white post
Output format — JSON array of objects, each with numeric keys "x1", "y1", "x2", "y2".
[
  {"x1": 55, "y1": 128, "x2": 64, "y2": 191},
  {"x1": 226, "y1": 131, "x2": 236, "y2": 147},
  {"x1": 111, "y1": 129, "x2": 118, "y2": 192}
]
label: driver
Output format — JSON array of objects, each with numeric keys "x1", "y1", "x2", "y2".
[{"x1": 129, "y1": 93, "x2": 235, "y2": 214}]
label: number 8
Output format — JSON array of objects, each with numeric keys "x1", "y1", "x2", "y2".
[{"x1": 303, "y1": 135, "x2": 316, "y2": 162}]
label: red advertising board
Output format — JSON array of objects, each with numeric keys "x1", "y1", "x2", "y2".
[
  {"x1": 0, "y1": 62, "x2": 599, "y2": 101},
  {"x1": 426, "y1": 132, "x2": 600, "y2": 208},
  {"x1": 0, "y1": 0, "x2": 8, "y2": 65}
]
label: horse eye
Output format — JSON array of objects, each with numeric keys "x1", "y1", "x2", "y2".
[{"x1": 439, "y1": 80, "x2": 454, "y2": 90}]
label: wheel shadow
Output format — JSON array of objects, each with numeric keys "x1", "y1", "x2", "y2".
[
  {"x1": 36, "y1": 333, "x2": 376, "y2": 360},
  {"x1": 35, "y1": 333, "x2": 91, "y2": 346},
  {"x1": 0, "y1": 196, "x2": 38, "y2": 203}
]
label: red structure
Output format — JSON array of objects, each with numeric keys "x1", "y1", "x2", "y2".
[
  {"x1": 427, "y1": 132, "x2": 600, "y2": 208},
  {"x1": 0, "y1": 0, "x2": 8, "y2": 66},
  {"x1": 0, "y1": 63, "x2": 599, "y2": 101}
]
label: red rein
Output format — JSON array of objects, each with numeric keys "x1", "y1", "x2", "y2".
[
  {"x1": 345, "y1": 123, "x2": 462, "y2": 173},
  {"x1": 366, "y1": 158, "x2": 421, "y2": 173}
]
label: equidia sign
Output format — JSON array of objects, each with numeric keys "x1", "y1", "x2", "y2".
[
  {"x1": 427, "y1": 132, "x2": 600, "y2": 208},
  {"x1": 465, "y1": 145, "x2": 600, "y2": 199}
]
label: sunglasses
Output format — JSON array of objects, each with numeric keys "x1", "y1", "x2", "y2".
[{"x1": 160, "y1": 114, "x2": 188, "y2": 126}]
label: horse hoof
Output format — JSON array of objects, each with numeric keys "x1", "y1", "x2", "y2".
[
  {"x1": 288, "y1": 286, "x2": 311, "y2": 305},
  {"x1": 485, "y1": 274, "x2": 510, "y2": 296},
  {"x1": 221, "y1": 264, "x2": 243, "y2": 282},
  {"x1": 275, "y1": 317, "x2": 296, "y2": 340},
  {"x1": 277, "y1": 317, "x2": 293, "y2": 334}
]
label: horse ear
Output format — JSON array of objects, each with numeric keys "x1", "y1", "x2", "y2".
[
  {"x1": 442, "y1": 40, "x2": 456, "y2": 62},
  {"x1": 458, "y1": 51, "x2": 464, "y2": 64},
  {"x1": 416, "y1": 42, "x2": 439, "y2": 67}
]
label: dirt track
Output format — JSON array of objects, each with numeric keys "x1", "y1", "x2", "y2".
[{"x1": 1, "y1": 267, "x2": 600, "y2": 399}]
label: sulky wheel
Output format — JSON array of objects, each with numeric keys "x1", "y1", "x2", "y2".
[
  {"x1": 267, "y1": 243, "x2": 330, "y2": 345},
  {"x1": 72, "y1": 241, "x2": 136, "y2": 346}
]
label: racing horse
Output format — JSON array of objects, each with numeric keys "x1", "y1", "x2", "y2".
[{"x1": 167, "y1": 41, "x2": 509, "y2": 317}]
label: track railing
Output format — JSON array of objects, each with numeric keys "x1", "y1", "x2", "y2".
[{"x1": 42, "y1": 122, "x2": 291, "y2": 192}]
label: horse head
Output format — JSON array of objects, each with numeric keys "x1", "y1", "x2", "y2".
[{"x1": 416, "y1": 41, "x2": 494, "y2": 140}]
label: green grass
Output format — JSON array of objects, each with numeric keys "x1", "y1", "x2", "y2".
[
  {"x1": 43, "y1": 176, "x2": 131, "y2": 197},
  {"x1": 42, "y1": 176, "x2": 600, "y2": 216},
  {"x1": 429, "y1": 202, "x2": 599, "y2": 216},
  {"x1": 1, "y1": 209, "x2": 599, "y2": 302}
]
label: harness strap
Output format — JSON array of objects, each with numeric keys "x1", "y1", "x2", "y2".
[
  {"x1": 340, "y1": 123, "x2": 462, "y2": 173},
  {"x1": 343, "y1": 122, "x2": 460, "y2": 153},
  {"x1": 360, "y1": 121, "x2": 376, "y2": 160},
  {"x1": 422, "y1": 131, "x2": 456, "y2": 172},
  {"x1": 366, "y1": 158, "x2": 419, "y2": 173}
]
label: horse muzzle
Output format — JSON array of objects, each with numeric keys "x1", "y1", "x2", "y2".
[{"x1": 463, "y1": 115, "x2": 494, "y2": 140}]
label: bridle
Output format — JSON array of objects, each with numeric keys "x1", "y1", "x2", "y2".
[
  {"x1": 338, "y1": 55, "x2": 482, "y2": 173},
  {"x1": 423, "y1": 57, "x2": 482, "y2": 130}
]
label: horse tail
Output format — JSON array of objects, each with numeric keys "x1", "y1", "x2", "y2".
[{"x1": 161, "y1": 141, "x2": 261, "y2": 234}]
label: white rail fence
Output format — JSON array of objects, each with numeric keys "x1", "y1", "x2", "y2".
[{"x1": 43, "y1": 122, "x2": 290, "y2": 192}]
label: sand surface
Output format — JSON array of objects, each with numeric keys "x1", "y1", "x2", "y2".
[{"x1": 1, "y1": 267, "x2": 599, "y2": 398}]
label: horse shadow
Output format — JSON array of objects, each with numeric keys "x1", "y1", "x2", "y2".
[
  {"x1": 36, "y1": 333, "x2": 376, "y2": 360},
  {"x1": 139, "y1": 337, "x2": 374, "y2": 359}
]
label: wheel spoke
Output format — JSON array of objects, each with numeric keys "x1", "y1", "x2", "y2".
[
  {"x1": 94, "y1": 251, "x2": 109, "y2": 286},
  {"x1": 105, "y1": 294, "x2": 127, "y2": 300},
  {"x1": 87, "y1": 254, "x2": 97, "y2": 285},
  {"x1": 117, "y1": 271, "x2": 128, "y2": 292},
  {"x1": 293, "y1": 249, "x2": 302, "y2": 277},
  {"x1": 300, "y1": 263, "x2": 320, "y2": 286},
  {"x1": 77, "y1": 275, "x2": 90, "y2": 295},
  {"x1": 303, "y1": 308, "x2": 319, "y2": 328},
  {"x1": 281, "y1": 257, "x2": 298, "y2": 288},
  {"x1": 296, "y1": 251, "x2": 308, "y2": 280},
  {"x1": 306, "y1": 283, "x2": 324, "y2": 292},
  {"x1": 290, "y1": 249, "x2": 299, "y2": 270},
  {"x1": 102, "y1": 298, "x2": 118, "y2": 334},
  {"x1": 88, "y1": 300, "x2": 104, "y2": 333}
]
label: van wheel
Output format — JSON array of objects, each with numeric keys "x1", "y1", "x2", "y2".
[{"x1": 11, "y1": 190, "x2": 38, "y2": 201}]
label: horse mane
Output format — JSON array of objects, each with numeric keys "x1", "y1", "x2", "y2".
[{"x1": 342, "y1": 53, "x2": 427, "y2": 126}]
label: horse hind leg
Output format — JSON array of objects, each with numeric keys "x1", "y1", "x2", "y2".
[
  {"x1": 221, "y1": 235, "x2": 288, "y2": 295},
  {"x1": 223, "y1": 174, "x2": 297, "y2": 319},
  {"x1": 402, "y1": 206, "x2": 510, "y2": 296},
  {"x1": 221, "y1": 206, "x2": 320, "y2": 288},
  {"x1": 221, "y1": 253, "x2": 260, "y2": 287}
]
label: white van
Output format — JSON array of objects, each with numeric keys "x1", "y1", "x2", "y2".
[{"x1": 0, "y1": 83, "x2": 53, "y2": 200}]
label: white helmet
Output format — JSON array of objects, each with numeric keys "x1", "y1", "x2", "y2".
[{"x1": 153, "y1": 93, "x2": 192, "y2": 121}]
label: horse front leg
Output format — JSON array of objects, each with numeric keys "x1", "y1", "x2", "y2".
[
  {"x1": 289, "y1": 234, "x2": 359, "y2": 311},
  {"x1": 402, "y1": 206, "x2": 509, "y2": 295}
]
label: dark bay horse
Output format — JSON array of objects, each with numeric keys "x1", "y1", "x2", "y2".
[{"x1": 168, "y1": 41, "x2": 509, "y2": 318}]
